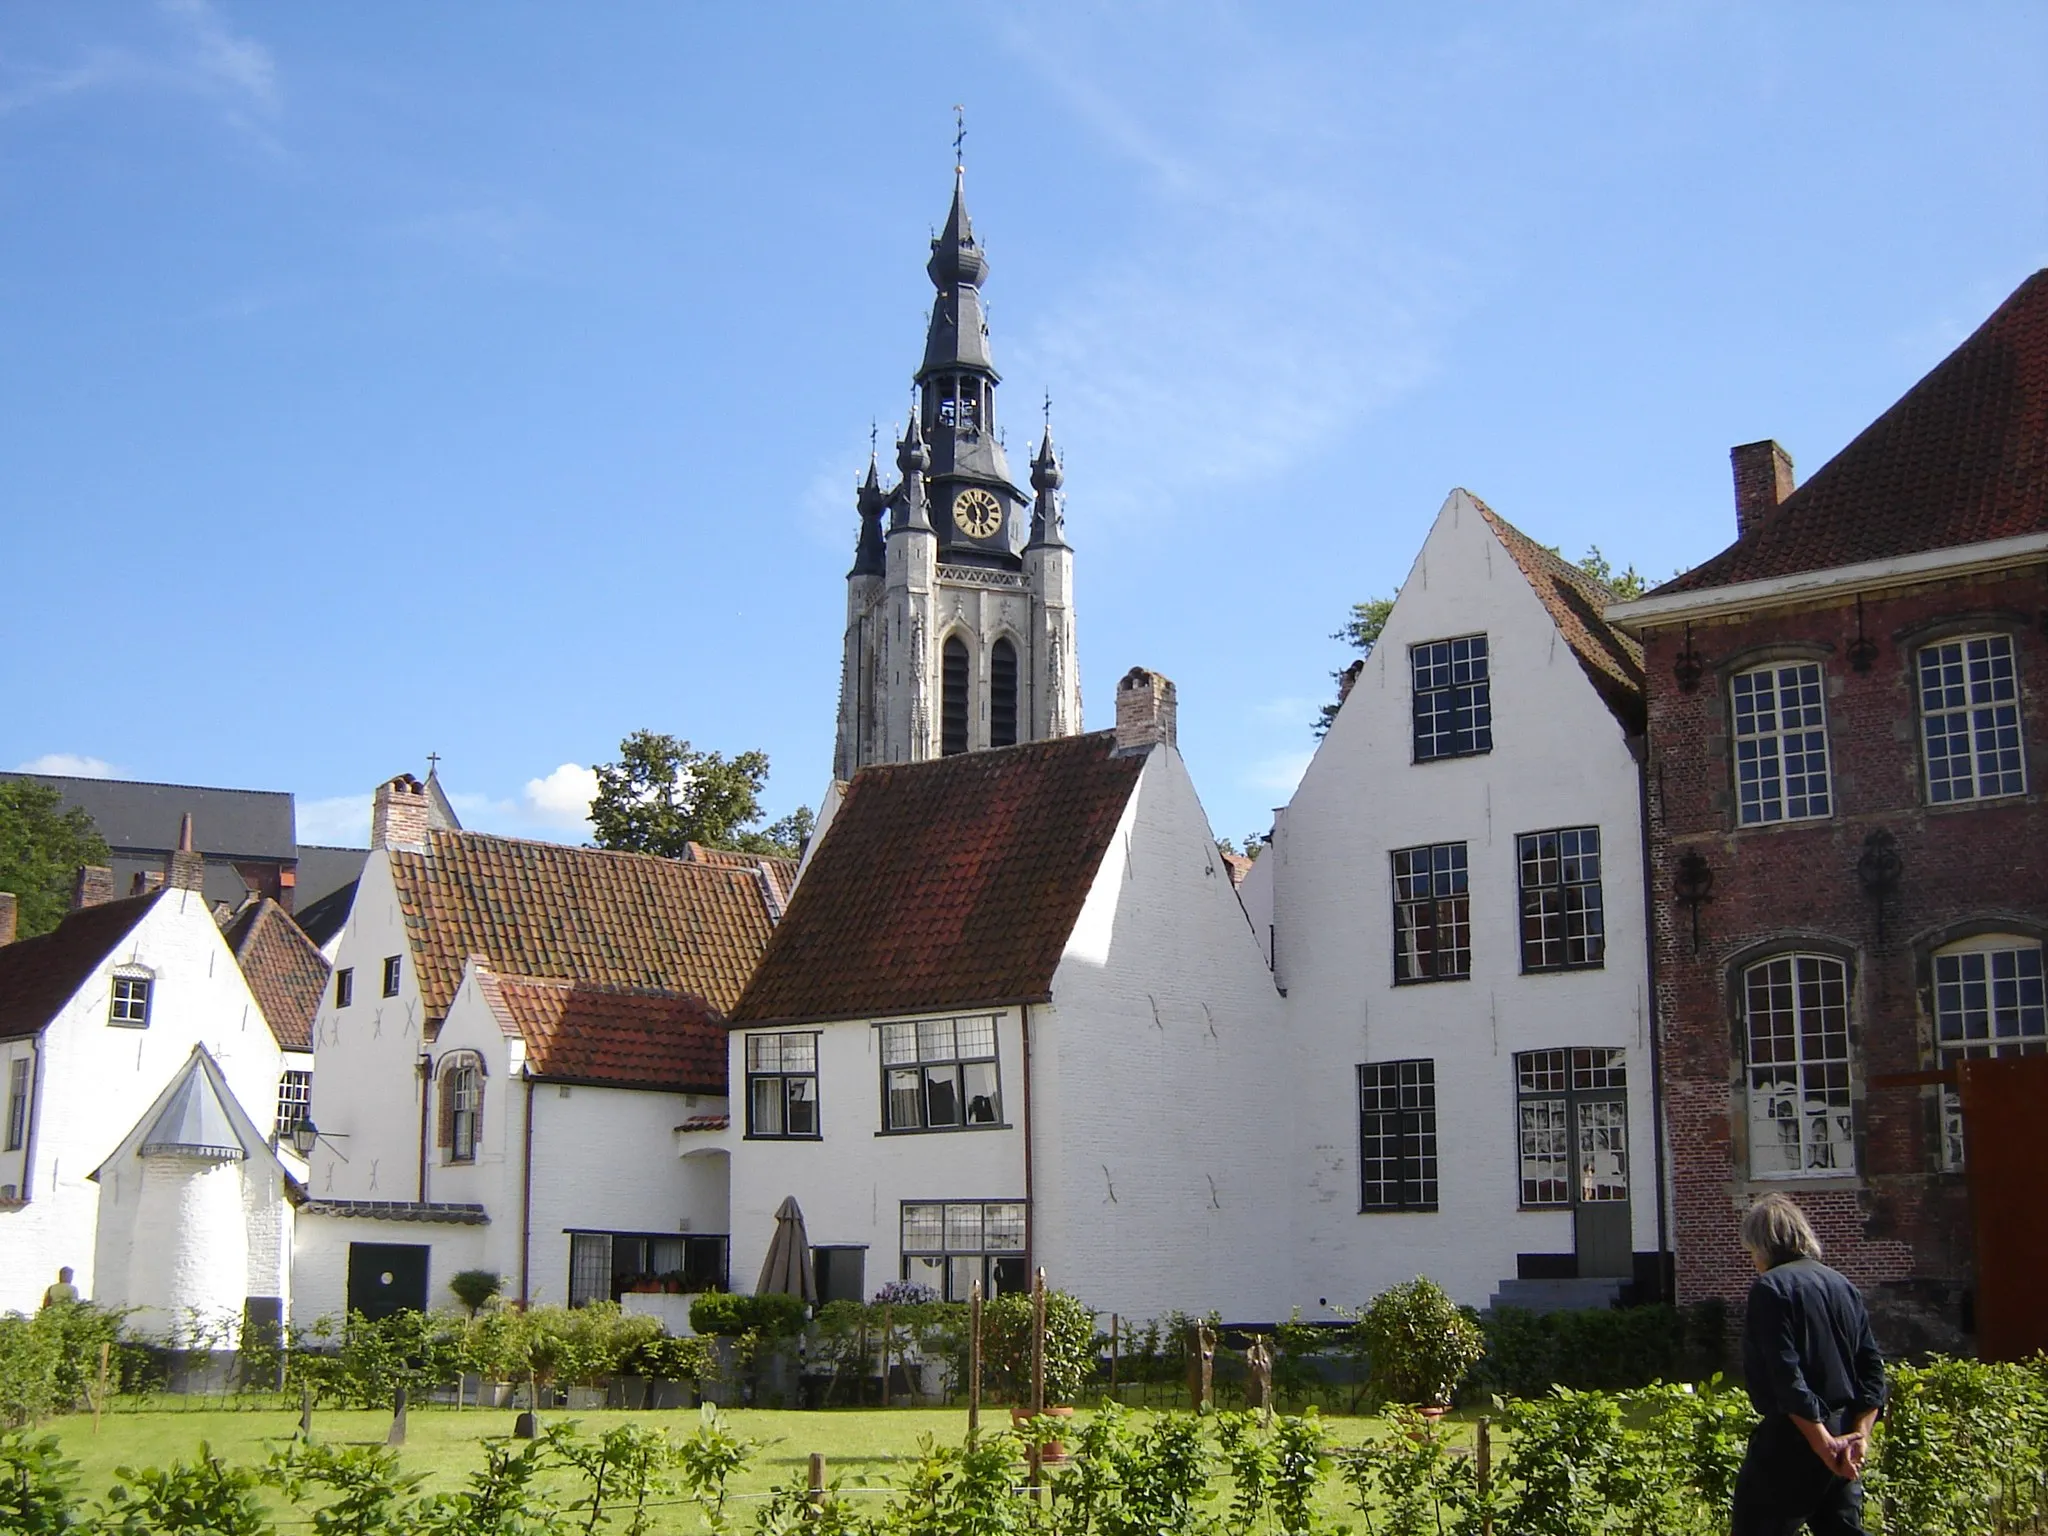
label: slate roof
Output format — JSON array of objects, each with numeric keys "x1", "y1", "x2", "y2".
[
  {"x1": 474, "y1": 966, "x2": 727, "y2": 1094},
  {"x1": 0, "y1": 893, "x2": 162, "y2": 1042},
  {"x1": 1476, "y1": 500, "x2": 1647, "y2": 734},
  {"x1": 730, "y1": 732, "x2": 1146, "y2": 1026},
  {"x1": 1657, "y1": 268, "x2": 2048, "y2": 596},
  {"x1": 225, "y1": 898, "x2": 329, "y2": 1053},
  {"x1": 294, "y1": 845, "x2": 369, "y2": 912},
  {"x1": 291, "y1": 879, "x2": 357, "y2": 950},
  {"x1": 0, "y1": 774, "x2": 296, "y2": 859},
  {"x1": 388, "y1": 830, "x2": 775, "y2": 1023}
]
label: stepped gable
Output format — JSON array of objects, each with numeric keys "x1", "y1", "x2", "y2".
[
  {"x1": 0, "y1": 893, "x2": 162, "y2": 1041},
  {"x1": 225, "y1": 897, "x2": 328, "y2": 1052},
  {"x1": 731, "y1": 731, "x2": 1146, "y2": 1026},
  {"x1": 1658, "y1": 268, "x2": 2048, "y2": 594},
  {"x1": 1476, "y1": 498, "x2": 1646, "y2": 734},
  {"x1": 473, "y1": 964, "x2": 726, "y2": 1095},
  {"x1": 388, "y1": 829, "x2": 774, "y2": 1023}
]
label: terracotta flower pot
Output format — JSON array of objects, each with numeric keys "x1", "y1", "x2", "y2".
[{"x1": 1011, "y1": 1403, "x2": 1076, "y2": 1464}]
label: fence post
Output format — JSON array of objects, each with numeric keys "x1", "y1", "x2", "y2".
[
  {"x1": 808, "y1": 1452, "x2": 827, "y2": 1518},
  {"x1": 1029, "y1": 1267, "x2": 1047, "y2": 1502},
  {"x1": 1108, "y1": 1313, "x2": 1118, "y2": 1399},
  {"x1": 881, "y1": 1302, "x2": 893, "y2": 1408},
  {"x1": 968, "y1": 1282, "x2": 982, "y2": 1443},
  {"x1": 1476, "y1": 1416, "x2": 1492, "y2": 1536},
  {"x1": 298, "y1": 1380, "x2": 313, "y2": 1440}
]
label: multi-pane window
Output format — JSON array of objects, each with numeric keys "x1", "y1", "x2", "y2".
[
  {"x1": 5, "y1": 1058, "x2": 28, "y2": 1152},
  {"x1": 109, "y1": 973, "x2": 152, "y2": 1027},
  {"x1": 1919, "y1": 636, "x2": 2027, "y2": 803},
  {"x1": 1732, "y1": 663, "x2": 1833, "y2": 825},
  {"x1": 1933, "y1": 940, "x2": 2047, "y2": 1169},
  {"x1": 1393, "y1": 843, "x2": 1470, "y2": 982},
  {"x1": 275, "y1": 1069, "x2": 312, "y2": 1141},
  {"x1": 745, "y1": 1032, "x2": 819, "y2": 1138},
  {"x1": 1744, "y1": 954, "x2": 1854, "y2": 1177},
  {"x1": 1518, "y1": 828, "x2": 1605, "y2": 972},
  {"x1": 381, "y1": 955, "x2": 402, "y2": 997},
  {"x1": 941, "y1": 637, "x2": 970, "y2": 756},
  {"x1": 879, "y1": 1016, "x2": 1002, "y2": 1131},
  {"x1": 440, "y1": 1059, "x2": 481, "y2": 1163},
  {"x1": 1514, "y1": 1048, "x2": 1627, "y2": 1207},
  {"x1": 568, "y1": 1231, "x2": 730, "y2": 1306},
  {"x1": 900, "y1": 1200, "x2": 1026, "y2": 1301},
  {"x1": 1411, "y1": 636, "x2": 1492, "y2": 761},
  {"x1": 334, "y1": 968, "x2": 354, "y2": 1008},
  {"x1": 1358, "y1": 1059, "x2": 1437, "y2": 1211}
]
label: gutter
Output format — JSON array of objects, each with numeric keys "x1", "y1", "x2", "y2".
[
  {"x1": 519, "y1": 1075, "x2": 536, "y2": 1306},
  {"x1": 1021, "y1": 1004, "x2": 1037, "y2": 1283},
  {"x1": 1634, "y1": 737, "x2": 1673, "y2": 1300}
]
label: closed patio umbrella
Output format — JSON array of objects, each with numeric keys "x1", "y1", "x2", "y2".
[{"x1": 756, "y1": 1195, "x2": 818, "y2": 1305}]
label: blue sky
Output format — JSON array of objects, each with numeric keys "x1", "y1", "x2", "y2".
[{"x1": 3, "y1": 3, "x2": 2043, "y2": 850}]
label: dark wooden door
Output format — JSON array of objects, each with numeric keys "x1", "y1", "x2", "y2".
[
  {"x1": 1959, "y1": 1056, "x2": 2048, "y2": 1361},
  {"x1": 346, "y1": 1243, "x2": 429, "y2": 1321}
]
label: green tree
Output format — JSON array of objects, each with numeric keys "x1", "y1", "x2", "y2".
[
  {"x1": 1313, "y1": 594, "x2": 1398, "y2": 738},
  {"x1": 587, "y1": 732, "x2": 811, "y2": 859},
  {"x1": 1575, "y1": 545, "x2": 1649, "y2": 599},
  {"x1": 0, "y1": 782, "x2": 110, "y2": 939}
]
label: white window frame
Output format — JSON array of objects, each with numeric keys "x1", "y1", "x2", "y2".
[
  {"x1": 1743, "y1": 952, "x2": 1855, "y2": 1178},
  {"x1": 275, "y1": 1069, "x2": 312, "y2": 1141},
  {"x1": 1732, "y1": 662, "x2": 1833, "y2": 825},
  {"x1": 1918, "y1": 634, "x2": 2028, "y2": 804},
  {"x1": 1933, "y1": 936, "x2": 2046, "y2": 1169},
  {"x1": 109, "y1": 969, "x2": 153, "y2": 1028},
  {"x1": 335, "y1": 968, "x2": 353, "y2": 1008}
]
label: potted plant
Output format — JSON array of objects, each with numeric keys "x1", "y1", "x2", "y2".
[
  {"x1": 1351, "y1": 1277, "x2": 1485, "y2": 1418},
  {"x1": 984, "y1": 1288, "x2": 1097, "y2": 1459}
]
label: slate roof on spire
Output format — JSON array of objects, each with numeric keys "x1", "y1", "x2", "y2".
[
  {"x1": 1653, "y1": 268, "x2": 2048, "y2": 595},
  {"x1": 138, "y1": 1052, "x2": 245, "y2": 1160},
  {"x1": 926, "y1": 167, "x2": 987, "y2": 290}
]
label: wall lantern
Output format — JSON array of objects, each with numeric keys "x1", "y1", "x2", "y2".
[
  {"x1": 1674, "y1": 849, "x2": 1715, "y2": 954},
  {"x1": 1673, "y1": 624, "x2": 1706, "y2": 693},
  {"x1": 287, "y1": 1118, "x2": 349, "y2": 1163},
  {"x1": 1847, "y1": 596, "x2": 1879, "y2": 673}
]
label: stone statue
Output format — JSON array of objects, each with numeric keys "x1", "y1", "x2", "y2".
[
  {"x1": 1245, "y1": 1334, "x2": 1274, "y2": 1418},
  {"x1": 1187, "y1": 1320, "x2": 1216, "y2": 1412}
]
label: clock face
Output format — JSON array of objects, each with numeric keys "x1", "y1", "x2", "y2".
[{"x1": 952, "y1": 487, "x2": 1005, "y2": 540}]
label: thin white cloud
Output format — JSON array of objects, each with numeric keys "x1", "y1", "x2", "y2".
[
  {"x1": 523, "y1": 763, "x2": 599, "y2": 830},
  {"x1": 297, "y1": 793, "x2": 373, "y2": 847},
  {"x1": 1246, "y1": 748, "x2": 1314, "y2": 796},
  {"x1": 158, "y1": 0, "x2": 279, "y2": 114},
  {"x1": 14, "y1": 753, "x2": 119, "y2": 778}
]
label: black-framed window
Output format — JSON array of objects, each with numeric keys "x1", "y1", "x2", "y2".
[
  {"x1": 990, "y1": 638, "x2": 1019, "y2": 748},
  {"x1": 381, "y1": 955, "x2": 402, "y2": 997},
  {"x1": 1358, "y1": 1059, "x2": 1437, "y2": 1211},
  {"x1": 1732, "y1": 663, "x2": 1832, "y2": 825},
  {"x1": 900, "y1": 1200, "x2": 1026, "y2": 1301},
  {"x1": 746, "y1": 1031, "x2": 819, "y2": 1138},
  {"x1": 335, "y1": 968, "x2": 354, "y2": 1008},
  {"x1": 109, "y1": 972, "x2": 152, "y2": 1028},
  {"x1": 879, "y1": 1015, "x2": 1002, "y2": 1131},
  {"x1": 942, "y1": 637, "x2": 970, "y2": 756},
  {"x1": 1411, "y1": 636, "x2": 1492, "y2": 761},
  {"x1": 5, "y1": 1058, "x2": 28, "y2": 1152},
  {"x1": 1919, "y1": 635, "x2": 2027, "y2": 804},
  {"x1": 1393, "y1": 842, "x2": 1469, "y2": 982},
  {"x1": 1743, "y1": 953, "x2": 1853, "y2": 1177},
  {"x1": 275, "y1": 1069, "x2": 312, "y2": 1141},
  {"x1": 1514, "y1": 1048, "x2": 1627, "y2": 1208},
  {"x1": 1518, "y1": 827, "x2": 1605, "y2": 972},
  {"x1": 1933, "y1": 938, "x2": 2046, "y2": 1169},
  {"x1": 567, "y1": 1231, "x2": 729, "y2": 1306}
]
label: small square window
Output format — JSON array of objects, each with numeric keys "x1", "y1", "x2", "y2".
[
  {"x1": 335, "y1": 968, "x2": 354, "y2": 1008},
  {"x1": 110, "y1": 974, "x2": 153, "y2": 1028},
  {"x1": 381, "y1": 956, "x2": 402, "y2": 997},
  {"x1": 745, "y1": 1031, "x2": 820, "y2": 1138}
]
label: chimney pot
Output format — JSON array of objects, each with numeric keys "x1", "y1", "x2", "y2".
[
  {"x1": 72, "y1": 866, "x2": 116, "y2": 911},
  {"x1": 1337, "y1": 659, "x2": 1366, "y2": 705},
  {"x1": 0, "y1": 892, "x2": 15, "y2": 947},
  {"x1": 1730, "y1": 440, "x2": 1796, "y2": 538},
  {"x1": 166, "y1": 811, "x2": 207, "y2": 893},
  {"x1": 371, "y1": 773, "x2": 432, "y2": 853},
  {"x1": 1114, "y1": 666, "x2": 1178, "y2": 753}
]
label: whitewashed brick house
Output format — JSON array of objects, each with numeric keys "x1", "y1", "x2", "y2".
[
  {"x1": 721, "y1": 671, "x2": 1290, "y2": 1322},
  {"x1": 1266, "y1": 491, "x2": 1661, "y2": 1315}
]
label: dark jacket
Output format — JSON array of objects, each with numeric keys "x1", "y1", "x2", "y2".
[{"x1": 1742, "y1": 1257, "x2": 1887, "y2": 1431}]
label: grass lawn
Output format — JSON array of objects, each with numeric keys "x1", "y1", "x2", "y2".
[{"x1": 36, "y1": 1402, "x2": 1466, "y2": 1531}]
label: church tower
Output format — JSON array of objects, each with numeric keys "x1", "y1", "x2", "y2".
[{"x1": 834, "y1": 166, "x2": 1080, "y2": 779}]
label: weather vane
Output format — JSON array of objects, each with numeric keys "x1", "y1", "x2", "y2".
[
  {"x1": 953, "y1": 104, "x2": 966, "y2": 170},
  {"x1": 870, "y1": 419, "x2": 878, "y2": 456},
  {"x1": 1043, "y1": 391, "x2": 1052, "y2": 430}
]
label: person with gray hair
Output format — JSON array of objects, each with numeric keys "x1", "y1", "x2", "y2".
[{"x1": 1732, "y1": 1193, "x2": 1887, "y2": 1535}]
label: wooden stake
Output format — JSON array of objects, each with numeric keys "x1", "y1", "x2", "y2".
[
  {"x1": 967, "y1": 1282, "x2": 982, "y2": 1443},
  {"x1": 93, "y1": 1342, "x2": 109, "y2": 1434},
  {"x1": 299, "y1": 1380, "x2": 313, "y2": 1439},
  {"x1": 1476, "y1": 1416, "x2": 1492, "y2": 1536},
  {"x1": 880, "y1": 1302, "x2": 893, "y2": 1408},
  {"x1": 808, "y1": 1452, "x2": 827, "y2": 1516}
]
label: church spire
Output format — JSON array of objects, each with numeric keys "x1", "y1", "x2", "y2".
[
  {"x1": 1028, "y1": 415, "x2": 1067, "y2": 549},
  {"x1": 850, "y1": 449, "x2": 886, "y2": 577},
  {"x1": 892, "y1": 412, "x2": 933, "y2": 533}
]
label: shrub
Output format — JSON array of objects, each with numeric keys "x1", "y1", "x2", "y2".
[
  {"x1": 1351, "y1": 1277, "x2": 1484, "y2": 1409},
  {"x1": 686, "y1": 1292, "x2": 807, "y2": 1339},
  {"x1": 448, "y1": 1271, "x2": 502, "y2": 1317},
  {"x1": 981, "y1": 1288, "x2": 1097, "y2": 1406},
  {"x1": 1474, "y1": 1301, "x2": 1732, "y2": 1398}
]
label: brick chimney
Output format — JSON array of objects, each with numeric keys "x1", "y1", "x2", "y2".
[
  {"x1": 371, "y1": 774, "x2": 431, "y2": 853},
  {"x1": 1114, "y1": 667, "x2": 1178, "y2": 753},
  {"x1": 166, "y1": 812, "x2": 207, "y2": 893},
  {"x1": 1337, "y1": 659, "x2": 1366, "y2": 705},
  {"x1": 129, "y1": 871, "x2": 166, "y2": 897},
  {"x1": 0, "y1": 892, "x2": 16, "y2": 947},
  {"x1": 72, "y1": 866, "x2": 115, "y2": 910},
  {"x1": 1731, "y1": 440, "x2": 1796, "y2": 539}
]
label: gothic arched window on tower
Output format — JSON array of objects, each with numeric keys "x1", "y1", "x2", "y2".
[
  {"x1": 990, "y1": 638, "x2": 1019, "y2": 748},
  {"x1": 942, "y1": 636, "x2": 971, "y2": 755}
]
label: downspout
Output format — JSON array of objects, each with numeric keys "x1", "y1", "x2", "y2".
[
  {"x1": 1020, "y1": 1005, "x2": 1037, "y2": 1282},
  {"x1": 1636, "y1": 736, "x2": 1673, "y2": 1300},
  {"x1": 17, "y1": 1035, "x2": 45, "y2": 1203},
  {"x1": 519, "y1": 1075, "x2": 536, "y2": 1306},
  {"x1": 416, "y1": 1053, "x2": 432, "y2": 1203}
]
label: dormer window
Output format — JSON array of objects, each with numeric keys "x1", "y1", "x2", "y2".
[{"x1": 110, "y1": 970, "x2": 153, "y2": 1028}]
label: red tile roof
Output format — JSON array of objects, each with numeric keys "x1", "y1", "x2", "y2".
[
  {"x1": 730, "y1": 732, "x2": 1146, "y2": 1026},
  {"x1": 1659, "y1": 269, "x2": 2048, "y2": 595},
  {"x1": 387, "y1": 830, "x2": 775, "y2": 1024},
  {"x1": 476, "y1": 967, "x2": 727, "y2": 1094},
  {"x1": 682, "y1": 845, "x2": 800, "y2": 915},
  {"x1": 225, "y1": 897, "x2": 329, "y2": 1053},
  {"x1": 1476, "y1": 500, "x2": 1646, "y2": 734},
  {"x1": 0, "y1": 893, "x2": 162, "y2": 1041}
]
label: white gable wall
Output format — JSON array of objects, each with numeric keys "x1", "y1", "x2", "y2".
[{"x1": 1273, "y1": 491, "x2": 1656, "y2": 1312}]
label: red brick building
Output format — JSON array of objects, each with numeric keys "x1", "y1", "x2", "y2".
[{"x1": 1611, "y1": 270, "x2": 2048, "y2": 1352}]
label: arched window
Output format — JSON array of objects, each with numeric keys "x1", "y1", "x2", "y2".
[
  {"x1": 990, "y1": 638, "x2": 1019, "y2": 748},
  {"x1": 438, "y1": 1055, "x2": 484, "y2": 1165},
  {"x1": 1743, "y1": 952, "x2": 1854, "y2": 1177},
  {"x1": 941, "y1": 636, "x2": 970, "y2": 756},
  {"x1": 1932, "y1": 934, "x2": 2046, "y2": 1167}
]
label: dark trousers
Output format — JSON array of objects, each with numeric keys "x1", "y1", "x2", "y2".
[{"x1": 1731, "y1": 1416, "x2": 1867, "y2": 1536}]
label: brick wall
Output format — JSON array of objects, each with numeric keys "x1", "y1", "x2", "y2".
[{"x1": 1640, "y1": 564, "x2": 2048, "y2": 1350}]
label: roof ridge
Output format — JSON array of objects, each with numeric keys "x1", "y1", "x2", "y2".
[
  {"x1": 426, "y1": 826, "x2": 764, "y2": 876},
  {"x1": 0, "y1": 771, "x2": 292, "y2": 800}
]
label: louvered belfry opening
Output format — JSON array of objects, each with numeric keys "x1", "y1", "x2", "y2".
[
  {"x1": 990, "y1": 639, "x2": 1019, "y2": 748},
  {"x1": 941, "y1": 637, "x2": 971, "y2": 755}
]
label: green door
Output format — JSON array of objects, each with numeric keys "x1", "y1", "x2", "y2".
[{"x1": 1572, "y1": 1096, "x2": 1632, "y2": 1278}]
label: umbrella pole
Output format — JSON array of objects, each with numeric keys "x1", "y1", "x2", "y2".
[{"x1": 968, "y1": 1282, "x2": 982, "y2": 1443}]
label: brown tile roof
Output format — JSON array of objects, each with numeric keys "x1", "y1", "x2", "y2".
[
  {"x1": 388, "y1": 830, "x2": 775, "y2": 1023},
  {"x1": 682, "y1": 845, "x2": 800, "y2": 915},
  {"x1": 225, "y1": 897, "x2": 329, "y2": 1053},
  {"x1": 476, "y1": 967, "x2": 726, "y2": 1093},
  {"x1": 1659, "y1": 268, "x2": 2048, "y2": 595},
  {"x1": 730, "y1": 732, "x2": 1146, "y2": 1026},
  {"x1": 1477, "y1": 499, "x2": 1647, "y2": 734},
  {"x1": 677, "y1": 1113, "x2": 729, "y2": 1132},
  {"x1": 1218, "y1": 850, "x2": 1253, "y2": 888},
  {"x1": 0, "y1": 893, "x2": 162, "y2": 1042}
]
